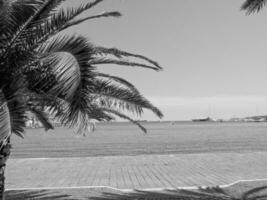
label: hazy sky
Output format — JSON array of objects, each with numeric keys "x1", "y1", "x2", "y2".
[{"x1": 65, "y1": 0, "x2": 267, "y2": 120}]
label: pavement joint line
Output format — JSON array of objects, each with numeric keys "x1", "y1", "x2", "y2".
[
  {"x1": 6, "y1": 178, "x2": 267, "y2": 192},
  {"x1": 8, "y1": 151, "x2": 266, "y2": 161}
]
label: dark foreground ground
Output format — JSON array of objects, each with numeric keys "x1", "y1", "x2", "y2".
[{"x1": 6, "y1": 180, "x2": 267, "y2": 200}]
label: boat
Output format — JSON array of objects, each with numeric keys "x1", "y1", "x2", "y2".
[{"x1": 192, "y1": 117, "x2": 213, "y2": 122}]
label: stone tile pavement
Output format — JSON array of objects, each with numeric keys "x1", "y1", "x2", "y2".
[{"x1": 5, "y1": 152, "x2": 267, "y2": 190}]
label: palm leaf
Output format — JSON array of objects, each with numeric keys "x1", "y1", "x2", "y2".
[
  {"x1": 53, "y1": 99, "x2": 114, "y2": 134},
  {"x1": 17, "y1": 0, "x2": 67, "y2": 45},
  {"x1": 91, "y1": 79, "x2": 163, "y2": 118},
  {"x1": 241, "y1": 0, "x2": 267, "y2": 14},
  {"x1": 36, "y1": 35, "x2": 119, "y2": 131},
  {"x1": 33, "y1": 0, "x2": 67, "y2": 21},
  {"x1": 0, "y1": 0, "x2": 41, "y2": 47},
  {"x1": 0, "y1": 82, "x2": 28, "y2": 144},
  {"x1": 38, "y1": 34, "x2": 95, "y2": 100},
  {"x1": 22, "y1": 0, "x2": 106, "y2": 49},
  {"x1": 40, "y1": 52, "x2": 81, "y2": 98},
  {"x1": 0, "y1": 90, "x2": 12, "y2": 147},
  {"x1": 33, "y1": 90, "x2": 113, "y2": 131},
  {"x1": 62, "y1": 11, "x2": 121, "y2": 31},
  {"x1": 89, "y1": 58, "x2": 161, "y2": 71},
  {"x1": 3, "y1": 0, "x2": 54, "y2": 56},
  {"x1": 1, "y1": 79, "x2": 29, "y2": 138},
  {"x1": 71, "y1": 110, "x2": 114, "y2": 135},
  {"x1": 94, "y1": 47, "x2": 162, "y2": 70},
  {"x1": 29, "y1": 107, "x2": 54, "y2": 131},
  {"x1": 95, "y1": 72, "x2": 140, "y2": 93},
  {"x1": 102, "y1": 108, "x2": 147, "y2": 133}
]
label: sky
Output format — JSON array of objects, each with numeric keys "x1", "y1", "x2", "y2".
[{"x1": 64, "y1": 0, "x2": 267, "y2": 120}]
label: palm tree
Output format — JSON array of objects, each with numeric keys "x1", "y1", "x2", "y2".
[
  {"x1": 241, "y1": 0, "x2": 267, "y2": 14},
  {"x1": 0, "y1": 0, "x2": 163, "y2": 199}
]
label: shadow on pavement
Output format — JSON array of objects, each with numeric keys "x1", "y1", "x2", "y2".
[
  {"x1": 5, "y1": 190, "x2": 72, "y2": 200},
  {"x1": 4, "y1": 186, "x2": 267, "y2": 200},
  {"x1": 90, "y1": 187, "x2": 236, "y2": 200}
]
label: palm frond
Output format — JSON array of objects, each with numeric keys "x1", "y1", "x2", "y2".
[
  {"x1": 94, "y1": 47, "x2": 162, "y2": 70},
  {"x1": 41, "y1": 52, "x2": 81, "y2": 98},
  {"x1": 62, "y1": 11, "x2": 121, "y2": 31},
  {"x1": 95, "y1": 72, "x2": 140, "y2": 93},
  {"x1": 36, "y1": 35, "x2": 123, "y2": 131},
  {"x1": 24, "y1": 59, "x2": 57, "y2": 93},
  {"x1": 3, "y1": 0, "x2": 54, "y2": 56},
  {"x1": 0, "y1": 80, "x2": 28, "y2": 141},
  {"x1": 33, "y1": 89, "x2": 113, "y2": 130},
  {"x1": 0, "y1": 0, "x2": 41, "y2": 46},
  {"x1": 17, "y1": 0, "x2": 67, "y2": 44},
  {"x1": 71, "y1": 111, "x2": 113, "y2": 135},
  {"x1": 54, "y1": 98, "x2": 114, "y2": 134},
  {"x1": 0, "y1": 90, "x2": 12, "y2": 147},
  {"x1": 91, "y1": 79, "x2": 163, "y2": 118},
  {"x1": 29, "y1": 107, "x2": 54, "y2": 131},
  {"x1": 2, "y1": 79, "x2": 29, "y2": 138},
  {"x1": 38, "y1": 34, "x2": 95, "y2": 100},
  {"x1": 23, "y1": 0, "x2": 105, "y2": 49},
  {"x1": 27, "y1": 91, "x2": 65, "y2": 121},
  {"x1": 241, "y1": 0, "x2": 267, "y2": 14},
  {"x1": 102, "y1": 108, "x2": 147, "y2": 133},
  {"x1": 89, "y1": 58, "x2": 161, "y2": 71},
  {"x1": 33, "y1": 0, "x2": 67, "y2": 21},
  {"x1": 26, "y1": 72, "x2": 114, "y2": 134},
  {"x1": 96, "y1": 96, "x2": 144, "y2": 117}
]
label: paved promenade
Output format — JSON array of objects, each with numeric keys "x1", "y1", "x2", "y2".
[{"x1": 5, "y1": 152, "x2": 267, "y2": 190}]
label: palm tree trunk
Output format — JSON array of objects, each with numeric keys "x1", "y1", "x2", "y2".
[
  {"x1": 0, "y1": 165, "x2": 5, "y2": 200},
  {"x1": 0, "y1": 139, "x2": 11, "y2": 200}
]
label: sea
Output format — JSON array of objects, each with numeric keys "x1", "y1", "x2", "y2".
[{"x1": 10, "y1": 121, "x2": 267, "y2": 158}]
